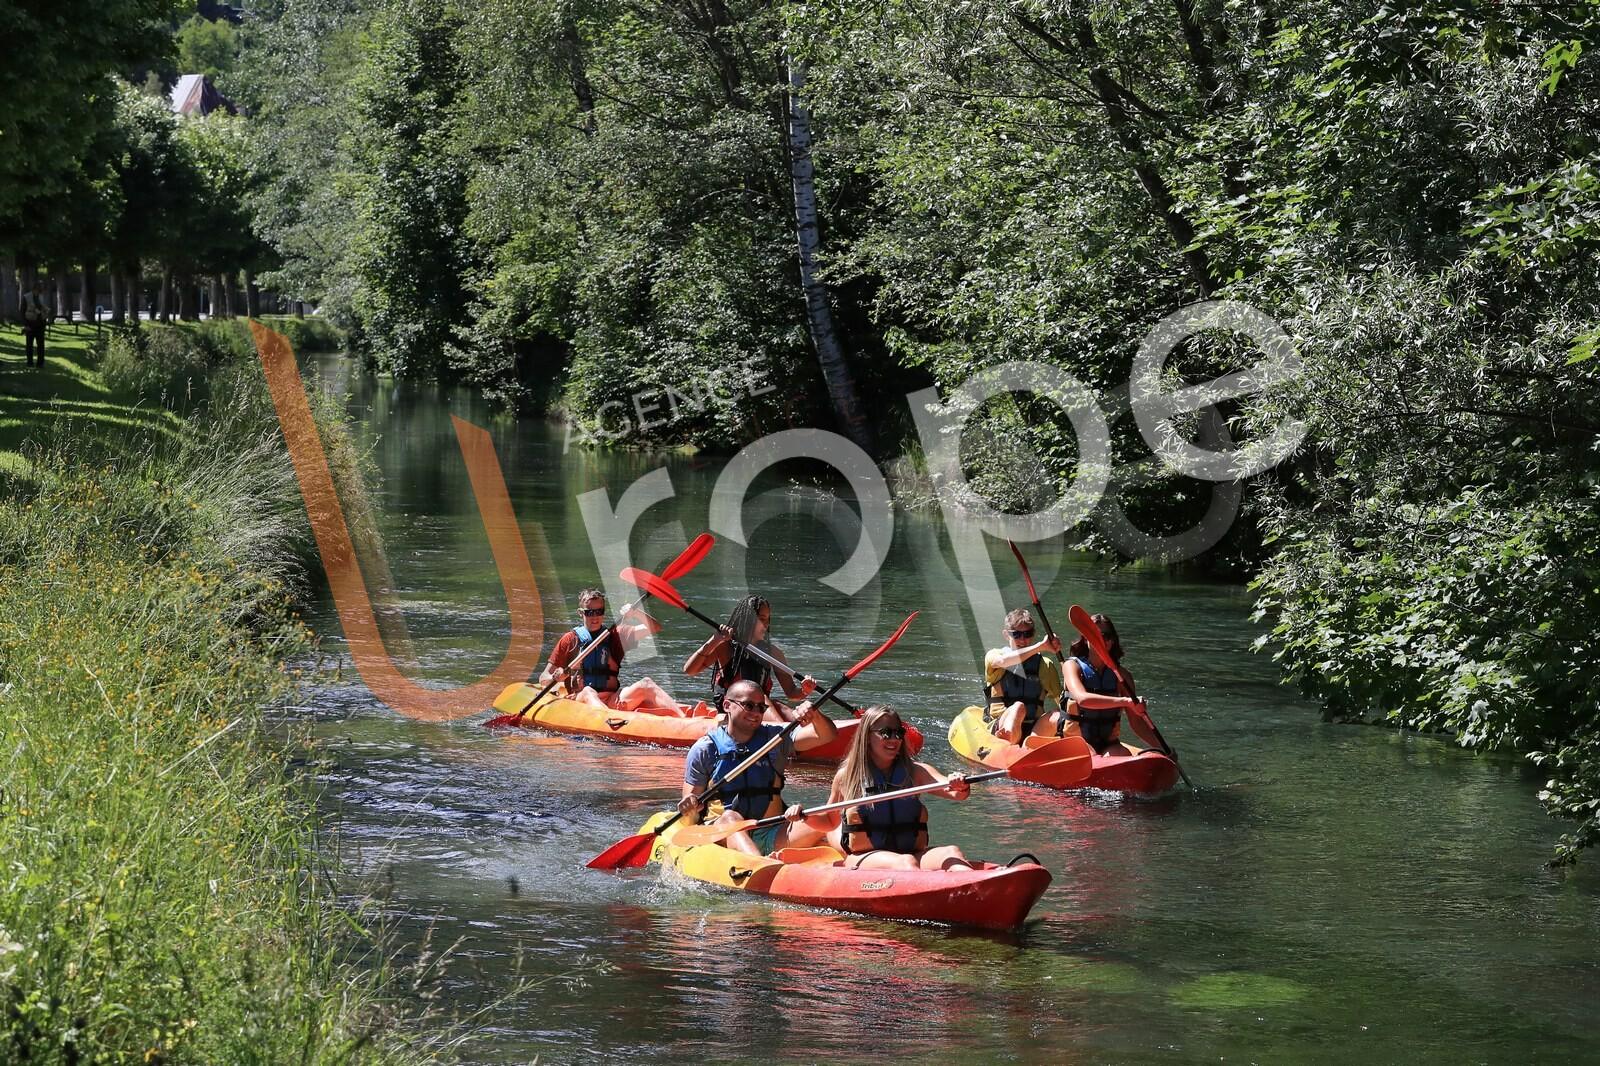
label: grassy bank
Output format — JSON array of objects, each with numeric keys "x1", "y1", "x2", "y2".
[{"x1": 0, "y1": 322, "x2": 415, "y2": 1062}]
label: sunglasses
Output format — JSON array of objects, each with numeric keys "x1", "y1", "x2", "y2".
[
  {"x1": 1008, "y1": 629, "x2": 1035, "y2": 639},
  {"x1": 872, "y1": 727, "x2": 907, "y2": 740},
  {"x1": 724, "y1": 697, "x2": 763, "y2": 711},
  {"x1": 580, "y1": 608, "x2": 606, "y2": 616}
]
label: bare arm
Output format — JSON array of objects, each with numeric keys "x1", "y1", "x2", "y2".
[
  {"x1": 787, "y1": 700, "x2": 838, "y2": 752},
  {"x1": 683, "y1": 629, "x2": 730, "y2": 675},
  {"x1": 768, "y1": 643, "x2": 817, "y2": 700},
  {"x1": 1062, "y1": 658, "x2": 1139, "y2": 711},
  {"x1": 989, "y1": 634, "x2": 1062, "y2": 671}
]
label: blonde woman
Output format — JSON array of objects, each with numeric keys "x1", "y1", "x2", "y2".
[{"x1": 787, "y1": 706, "x2": 974, "y2": 871}]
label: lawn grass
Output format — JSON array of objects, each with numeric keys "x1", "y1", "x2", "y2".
[{"x1": 0, "y1": 323, "x2": 182, "y2": 476}]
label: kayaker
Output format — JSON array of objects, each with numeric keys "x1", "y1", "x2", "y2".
[
  {"x1": 677, "y1": 679, "x2": 838, "y2": 856},
  {"x1": 683, "y1": 594, "x2": 817, "y2": 713},
  {"x1": 1048, "y1": 612, "x2": 1161, "y2": 755},
  {"x1": 983, "y1": 608, "x2": 1064, "y2": 743},
  {"x1": 540, "y1": 588, "x2": 679, "y2": 713},
  {"x1": 787, "y1": 706, "x2": 974, "y2": 871}
]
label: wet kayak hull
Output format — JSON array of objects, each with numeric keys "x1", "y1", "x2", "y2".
[
  {"x1": 642, "y1": 813, "x2": 1051, "y2": 930},
  {"x1": 488, "y1": 683, "x2": 923, "y2": 764},
  {"x1": 947, "y1": 705, "x2": 1179, "y2": 796}
]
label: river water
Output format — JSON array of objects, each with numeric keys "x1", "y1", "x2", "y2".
[{"x1": 293, "y1": 355, "x2": 1599, "y2": 1064}]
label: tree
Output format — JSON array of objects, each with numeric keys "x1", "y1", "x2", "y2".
[
  {"x1": 176, "y1": 14, "x2": 240, "y2": 78},
  {"x1": 0, "y1": 0, "x2": 182, "y2": 227}
]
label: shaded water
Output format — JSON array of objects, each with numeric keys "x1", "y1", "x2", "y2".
[{"x1": 295, "y1": 355, "x2": 1599, "y2": 1064}]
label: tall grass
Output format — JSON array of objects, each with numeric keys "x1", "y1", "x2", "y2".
[{"x1": 0, "y1": 341, "x2": 415, "y2": 1062}]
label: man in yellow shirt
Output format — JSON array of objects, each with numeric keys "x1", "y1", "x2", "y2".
[{"x1": 982, "y1": 608, "x2": 1063, "y2": 744}]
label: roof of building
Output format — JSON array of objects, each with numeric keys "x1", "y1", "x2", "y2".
[{"x1": 169, "y1": 74, "x2": 237, "y2": 118}]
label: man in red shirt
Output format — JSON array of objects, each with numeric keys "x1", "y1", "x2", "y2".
[{"x1": 540, "y1": 587, "x2": 680, "y2": 713}]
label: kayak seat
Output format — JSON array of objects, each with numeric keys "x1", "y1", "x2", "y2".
[{"x1": 772, "y1": 845, "x2": 847, "y2": 865}]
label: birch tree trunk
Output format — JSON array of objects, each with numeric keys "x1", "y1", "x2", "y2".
[
  {"x1": 125, "y1": 272, "x2": 142, "y2": 326},
  {"x1": 55, "y1": 271, "x2": 69, "y2": 320},
  {"x1": 785, "y1": 57, "x2": 873, "y2": 455}
]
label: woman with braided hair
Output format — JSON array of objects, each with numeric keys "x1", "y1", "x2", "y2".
[{"x1": 683, "y1": 594, "x2": 817, "y2": 713}]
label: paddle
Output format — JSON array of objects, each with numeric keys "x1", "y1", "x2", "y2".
[
  {"x1": 620, "y1": 566, "x2": 860, "y2": 718},
  {"x1": 669, "y1": 737, "x2": 1095, "y2": 848},
  {"x1": 1007, "y1": 539, "x2": 1059, "y2": 644},
  {"x1": 586, "y1": 610, "x2": 920, "y2": 870},
  {"x1": 1067, "y1": 603, "x2": 1192, "y2": 788},
  {"x1": 485, "y1": 534, "x2": 715, "y2": 728}
]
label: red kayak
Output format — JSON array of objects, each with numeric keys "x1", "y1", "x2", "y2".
[
  {"x1": 487, "y1": 683, "x2": 923, "y2": 764},
  {"x1": 643, "y1": 813, "x2": 1051, "y2": 930},
  {"x1": 948, "y1": 706, "x2": 1179, "y2": 796}
]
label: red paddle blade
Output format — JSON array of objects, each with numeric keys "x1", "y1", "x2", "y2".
[
  {"x1": 662, "y1": 533, "x2": 715, "y2": 581},
  {"x1": 1008, "y1": 737, "x2": 1094, "y2": 788},
  {"x1": 843, "y1": 611, "x2": 919, "y2": 680},
  {"x1": 672, "y1": 819, "x2": 757, "y2": 848},
  {"x1": 1008, "y1": 540, "x2": 1042, "y2": 604},
  {"x1": 586, "y1": 832, "x2": 657, "y2": 870},
  {"x1": 484, "y1": 713, "x2": 524, "y2": 729},
  {"x1": 620, "y1": 566, "x2": 686, "y2": 608},
  {"x1": 1069, "y1": 603, "x2": 1119, "y2": 673}
]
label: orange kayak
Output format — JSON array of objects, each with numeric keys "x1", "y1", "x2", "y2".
[{"x1": 487, "y1": 683, "x2": 924, "y2": 764}]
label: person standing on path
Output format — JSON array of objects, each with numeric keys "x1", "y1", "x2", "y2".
[{"x1": 21, "y1": 281, "x2": 50, "y2": 366}]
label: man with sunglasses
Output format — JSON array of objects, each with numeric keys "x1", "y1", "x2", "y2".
[
  {"x1": 983, "y1": 608, "x2": 1064, "y2": 744},
  {"x1": 539, "y1": 587, "x2": 679, "y2": 712},
  {"x1": 677, "y1": 679, "x2": 838, "y2": 856}
]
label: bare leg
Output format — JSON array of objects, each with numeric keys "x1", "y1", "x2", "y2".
[
  {"x1": 573, "y1": 686, "x2": 612, "y2": 709},
  {"x1": 1029, "y1": 711, "x2": 1066, "y2": 740},
  {"x1": 617, "y1": 677, "x2": 679, "y2": 714},
  {"x1": 994, "y1": 701, "x2": 1028, "y2": 744},
  {"x1": 917, "y1": 845, "x2": 974, "y2": 871}
]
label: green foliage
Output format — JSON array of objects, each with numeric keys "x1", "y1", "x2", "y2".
[
  {"x1": 263, "y1": 314, "x2": 346, "y2": 353},
  {"x1": 176, "y1": 14, "x2": 241, "y2": 78},
  {"x1": 343, "y1": 1, "x2": 474, "y2": 380},
  {"x1": 0, "y1": 0, "x2": 183, "y2": 229},
  {"x1": 99, "y1": 321, "x2": 255, "y2": 408}
]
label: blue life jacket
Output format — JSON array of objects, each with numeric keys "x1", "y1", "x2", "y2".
[
  {"x1": 1066, "y1": 655, "x2": 1122, "y2": 751},
  {"x1": 707, "y1": 725, "x2": 785, "y2": 819},
  {"x1": 570, "y1": 624, "x2": 622, "y2": 694},
  {"x1": 841, "y1": 762, "x2": 928, "y2": 855}
]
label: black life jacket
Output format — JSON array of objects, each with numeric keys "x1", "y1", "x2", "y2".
[
  {"x1": 841, "y1": 762, "x2": 928, "y2": 855},
  {"x1": 711, "y1": 638, "x2": 774, "y2": 709},
  {"x1": 986, "y1": 653, "x2": 1047, "y2": 733}
]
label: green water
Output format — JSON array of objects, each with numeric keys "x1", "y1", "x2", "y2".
[{"x1": 297, "y1": 355, "x2": 1600, "y2": 1064}]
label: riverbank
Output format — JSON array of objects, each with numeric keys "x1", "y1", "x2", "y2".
[{"x1": 0, "y1": 322, "x2": 418, "y2": 1062}]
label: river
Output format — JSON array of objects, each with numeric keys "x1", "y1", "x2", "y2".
[{"x1": 293, "y1": 354, "x2": 1600, "y2": 1064}]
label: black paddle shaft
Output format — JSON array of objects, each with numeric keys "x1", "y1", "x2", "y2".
[{"x1": 679, "y1": 601, "x2": 859, "y2": 717}]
